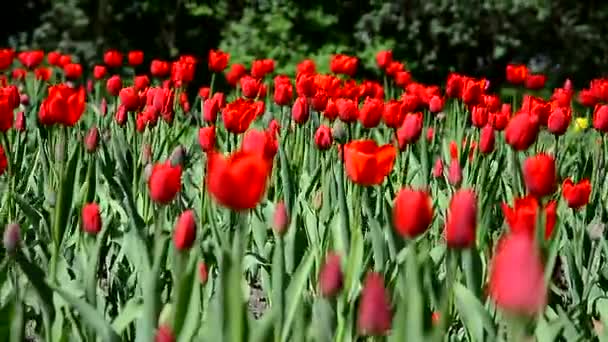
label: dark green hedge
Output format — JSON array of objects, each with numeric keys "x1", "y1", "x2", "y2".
[{"x1": 5, "y1": 0, "x2": 608, "y2": 88}]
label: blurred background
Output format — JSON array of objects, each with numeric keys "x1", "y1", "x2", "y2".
[{"x1": 3, "y1": 0, "x2": 608, "y2": 88}]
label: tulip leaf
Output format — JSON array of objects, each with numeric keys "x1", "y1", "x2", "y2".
[
  {"x1": 281, "y1": 250, "x2": 315, "y2": 342},
  {"x1": 454, "y1": 282, "x2": 496, "y2": 341},
  {"x1": 111, "y1": 298, "x2": 143, "y2": 334}
]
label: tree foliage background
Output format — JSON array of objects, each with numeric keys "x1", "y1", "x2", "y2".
[{"x1": 4, "y1": 0, "x2": 608, "y2": 87}]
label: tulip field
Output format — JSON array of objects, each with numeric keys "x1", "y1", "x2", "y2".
[{"x1": 1, "y1": 48, "x2": 608, "y2": 341}]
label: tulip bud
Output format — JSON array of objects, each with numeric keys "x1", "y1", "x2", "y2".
[
  {"x1": 115, "y1": 105, "x2": 127, "y2": 126},
  {"x1": 84, "y1": 126, "x2": 99, "y2": 153},
  {"x1": 448, "y1": 159, "x2": 462, "y2": 186},
  {"x1": 314, "y1": 125, "x2": 333, "y2": 150},
  {"x1": 273, "y1": 201, "x2": 289, "y2": 236},
  {"x1": 82, "y1": 203, "x2": 102, "y2": 235},
  {"x1": 331, "y1": 120, "x2": 346, "y2": 144},
  {"x1": 312, "y1": 190, "x2": 323, "y2": 211},
  {"x1": 155, "y1": 325, "x2": 175, "y2": 342},
  {"x1": 170, "y1": 145, "x2": 187, "y2": 167},
  {"x1": 198, "y1": 261, "x2": 209, "y2": 285},
  {"x1": 20, "y1": 93, "x2": 29, "y2": 106},
  {"x1": 100, "y1": 98, "x2": 108, "y2": 116},
  {"x1": 432, "y1": 158, "x2": 443, "y2": 178},
  {"x1": 429, "y1": 95, "x2": 443, "y2": 113},
  {"x1": 479, "y1": 125, "x2": 495, "y2": 154},
  {"x1": 15, "y1": 111, "x2": 25, "y2": 132},
  {"x1": 357, "y1": 272, "x2": 392, "y2": 336},
  {"x1": 173, "y1": 210, "x2": 196, "y2": 251},
  {"x1": 318, "y1": 252, "x2": 343, "y2": 297},
  {"x1": 3, "y1": 223, "x2": 20, "y2": 253}
]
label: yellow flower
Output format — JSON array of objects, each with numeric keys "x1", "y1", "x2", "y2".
[{"x1": 575, "y1": 117, "x2": 589, "y2": 132}]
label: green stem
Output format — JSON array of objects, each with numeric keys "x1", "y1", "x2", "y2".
[{"x1": 336, "y1": 146, "x2": 350, "y2": 255}]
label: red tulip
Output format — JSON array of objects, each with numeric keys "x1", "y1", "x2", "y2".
[
  {"x1": 12, "y1": 68, "x2": 26, "y2": 81},
  {"x1": 171, "y1": 56, "x2": 196, "y2": 87},
  {"x1": 323, "y1": 98, "x2": 339, "y2": 121},
  {"x1": 198, "y1": 126, "x2": 216, "y2": 152},
  {"x1": 432, "y1": 158, "x2": 443, "y2": 178},
  {"x1": 394, "y1": 71, "x2": 412, "y2": 88},
  {"x1": 359, "y1": 97, "x2": 384, "y2": 128},
  {"x1": 382, "y1": 100, "x2": 405, "y2": 129},
  {"x1": 488, "y1": 233, "x2": 546, "y2": 316},
  {"x1": 84, "y1": 126, "x2": 99, "y2": 153},
  {"x1": 0, "y1": 145, "x2": 6, "y2": 176},
  {"x1": 148, "y1": 161, "x2": 182, "y2": 205},
  {"x1": 155, "y1": 325, "x2": 175, "y2": 342},
  {"x1": 242, "y1": 129, "x2": 278, "y2": 160},
  {"x1": 521, "y1": 95, "x2": 551, "y2": 126},
  {"x1": 296, "y1": 73, "x2": 316, "y2": 98},
  {"x1": 344, "y1": 140, "x2": 396, "y2": 186},
  {"x1": 318, "y1": 252, "x2": 343, "y2": 298},
  {"x1": 376, "y1": 50, "x2": 393, "y2": 69},
  {"x1": 203, "y1": 98, "x2": 219, "y2": 123},
  {"x1": 34, "y1": 67, "x2": 52, "y2": 81},
  {"x1": 82, "y1": 203, "x2": 101, "y2": 235},
  {"x1": 150, "y1": 60, "x2": 170, "y2": 78},
  {"x1": 525, "y1": 74, "x2": 546, "y2": 90},
  {"x1": 314, "y1": 125, "x2": 333, "y2": 150},
  {"x1": 119, "y1": 87, "x2": 141, "y2": 112},
  {"x1": 471, "y1": 105, "x2": 488, "y2": 128},
  {"x1": 173, "y1": 210, "x2": 196, "y2": 251},
  {"x1": 127, "y1": 50, "x2": 144, "y2": 66},
  {"x1": 579, "y1": 89, "x2": 598, "y2": 107},
  {"x1": 335, "y1": 98, "x2": 358, "y2": 123},
  {"x1": 393, "y1": 188, "x2": 433, "y2": 239},
  {"x1": 0, "y1": 49, "x2": 14, "y2": 70},
  {"x1": 357, "y1": 272, "x2": 392, "y2": 336},
  {"x1": 330, "y1": 54, "x2": 358, "y2": 77},
  {"x1": 429, "y1": 95, "x2": 443, "y2": 113},
  {"x1": 18, "y1": 50, "x2": 44, "y2": 69},
  {"x1": 134, "y1": 75, "x2": 150, "y2": 91},
  {"x1": 547, "y1": 107, "x2": 571, "y2": 135},
  {"x1": 397, "y1": 112, "x2": 423, "y2": 148},
  {"x1": 225, "y1": 63, "x2": 247, "y2": 87},
  {"x1": 222, "y1": 98, "x2": 258, "y2": 134},
  {"x1": 115, "y1": 105, "x2": 127, "y2": 126},
  {"x1": 522, "y1": 154, "x2": 556, "y2": 198},
  {"x1": 106, "y1": 75, "x2": 122, "y2": 96},
  {"x1": 479, "y1": 124, "x2": 495, "y2": 154},
  {"x1": 445, "y1": 189, "x2": 477, "y2": 248},
  {"x1": 39, "y1": 85, "x2": 86, "y2": 126},
  {"x1": 251, "y1": 59, "x2": 275, "y2": 79},
  {"x1": 505, "y1": 112, "x2": 539, "y2": 151},
  {"x1": 562, "y1": 178, "x2": 591, "y2": 209},
  {"x1": 198, "y1": 86, "x2": 210, "y2": 100},
  {"x1": 593, "y1": 104, "x2": 608, "y2": 133},
  {"x1": 47, "y1": 51, "x2": 60, "y2": 66},
  {"x1": 297, "y1": 59, "x2": 316, "y2": 75},
  {"x1": 551, "y1": 88, "x2": 573, "y2": 107},
  {"x1": 461, "y1": 78, "x2": 484, "y2": 105},
  {"x1": 198, "y1": 261, "x2": 209, "y2": 285},
  {"x1": 273, "y1": 78, "x2": 293, "y2": 106},
  {"x1": 447, "y1": 159, "x2": 462, "y2": 186},
  {"x1": 93, "y1": 65, "x2": 107, "y2": 80},
  {"x1": 292, "y1": 96, "x2": 309, "y2": 125},
  {"x1": 273, "y1": 201, "x2": 289, "y2": 235},
  {"x1": 502, "y1": 196, "x2": 557, "y2": 240},
  {"x1": 15, "y1": 111, "x2": 25, "y2": 132},
  {"x1": 506, "y1": 64, "x2": 528, "y2": 85},
  {"x1": 206, "y1": 150, "x2": 271, "y2": 210},
  {"x1": 103, "y1": 49, "x2": 123, "y2": 68},
  {"x1": 208, "y1": 49, "x2": 229, "y2": 73},
  {"x1": 385, "y1": 61, "x2": 404, "y2": 77},
  {"x1": 240, "y1": 75, "x2": 261, "y2": 99}
]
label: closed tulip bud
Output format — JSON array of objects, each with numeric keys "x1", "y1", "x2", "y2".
[
  {"x1": 479, "y1": 125, "x2": 495, "y2": 154},
  {"x1": 331, "y1": 120, "x2": 346, "y2": 144},
  {"x1": 106, "y1": 75, "x2": 122, "y2": 97},
  {"x1": 148, "y1": 161, "x2": 182, "y2": 205},
  {"x1": 312, "y1": 190, "x2": 323, "y2": 210},
  {"x1": 314, "y1": 125, "x2": 333, "y2": 150},
  {"x1": 240, "y1": 75, "x2": 261, "y2": 99},
  {"x1": 198, "y1": 261, "x2": 209, "y2": 285},
  {"x1": 134, "y1": 75, "x2": 150, "y2": 91},
  {"x1": 273, "y1": 201, "x2": 289, "y2": 236},
  {"x1": 447, "y1": 159, "x2": 462, "y2": 186},
  {"x1": 84, "y1": 126, "x2": 99, "y2": 153},
  {"x1": 20, "y1": 93, "x2": 29, "y2": 106},
  {"x1": 100, "y1": 98, "x2": 108, "y2": 116},
  {"x1": 359, "y1": 97, "x2": 384, "y2": 128},
  {"x1": 155, "y1": 325, "x2": 175, "y2": 342},
  {"x1": 357, "y1": 272, "x2": 392, "y2": 336},
  {"x1": 119, "y1": 87, "x2": 140, "y2": 112},
  {"x1": 318, "y1": 252, "x2": 343, "y2": 297},
  {"x1": 489, "y1": 233, "x2": 546, "y2": 316},
  {"x1": 523, "y1": 154, "x2": 556, "y2": 198},
  {"x1": 115, "y1": 105, "x2": 127, "y2": 126},
  {"x1": 3, "y1": 223, "x2": 20, "y2": 253},
  {"x1": 505, "y1": 112, "x2": 539, "y2": 151},
  {"x1": 432, "y1": 158, "x2": 443, "y2": 178},
  {"x1": 198, "y1": 126, "x2": 216, "y2": 152},
  {"x1": 471, "y1": 105, "x2": 488, "y2": 128},
  {"x1": 445, "y1": 189, "x2": 477, "y2": 248},
  {"x1": 593, "y1": 104, "x2": 608, "y2": 133},
  {"x1": 15, "y1": 111, "x2": 25, "y2": 132},
  {"x1": 173, "y1": 210, "x2": 196, "y2": 251},
  {"x1": 82, "y1": 203, "x2": 102, "y2": 235},
  {"x1": 393, "y1": 188, "x2": 433, "y2": 239},
  {"x1": 429, "y1": 95, "x2": 443, "y2": 113},
  {"x1": 547, "y1": 107, "x2": 570, "y2": 135},
  {"x1": 170, "y1": 145, "x2": 187, "y2": 167},
  {"x1": 292, "y1": 96, "x2": 309, "y2": 124},
  {"x1": 397, "y1": 113, "x2": 423, "y2": 149},
  {"x1": 144, "y1": 163, "x2": 153, "y2": 182}
]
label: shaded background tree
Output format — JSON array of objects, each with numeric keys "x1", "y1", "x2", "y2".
[{"x1": 4, "y1": 0, "x2": 608, "y2": 88}]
